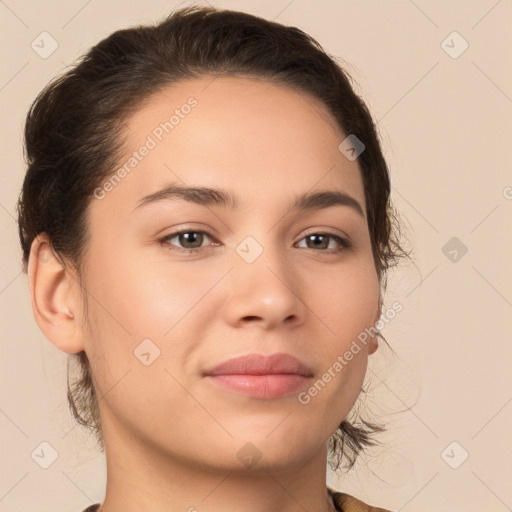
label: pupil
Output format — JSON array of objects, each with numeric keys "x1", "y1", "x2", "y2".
[
  {"x1": 310, "y1": 234, "x2": 326, "y2": 248},
  {"x1": 182, "y1": 232, "x2": 201, "y2": 248}
]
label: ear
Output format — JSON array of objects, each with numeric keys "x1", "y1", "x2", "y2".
[
  {"x1": 27, "y1": 234, "x2": 85, "y2": 354},
  {"x1": 368, "y1": 296, "x2": 382, "y2": 356}
]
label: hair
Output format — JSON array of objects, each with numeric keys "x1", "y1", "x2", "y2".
[{"x1": 17, "y1": 5, "x2": 410, "y2": 472}]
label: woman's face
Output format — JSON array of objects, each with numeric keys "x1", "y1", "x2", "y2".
[{"x1": 79, "y1": 76, "x2": 381, "y2": 470}]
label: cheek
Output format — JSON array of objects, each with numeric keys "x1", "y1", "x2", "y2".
[
  {"x1": 80, "y1": 246, "x2": 217, "y2": 398},
  {"x1": 310, "y1": 256, "x2": 380, "y2": 350},
  {"x1": 80, "y1": 258, "x2": 196, "y2": 435},
  {"x1": 83, "y1": 244, "x2": 205, "y2": 340},
  {"x1": 292, "y1": 259, "x2": 379, "y2": 424}
]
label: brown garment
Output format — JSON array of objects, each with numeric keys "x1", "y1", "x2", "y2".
[
  {"x1": 81, "y1": 488, "x2": 393, "y2": 512},
  {"x1": 328, "y1": 486, "x2": 393, "y2": 512}
]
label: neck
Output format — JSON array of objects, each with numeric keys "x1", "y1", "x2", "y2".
[{"x1": 97, "y1": 420, "x2": 337, "y2": 512}]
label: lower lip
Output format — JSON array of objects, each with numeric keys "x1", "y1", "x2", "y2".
[{"x1": 205, "y1": 374, "x2": 311, "y2": 399}]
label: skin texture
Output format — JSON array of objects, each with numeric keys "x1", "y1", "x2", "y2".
[{"x1": 28, "y1": 76, "x2": 381, "y2": 512}]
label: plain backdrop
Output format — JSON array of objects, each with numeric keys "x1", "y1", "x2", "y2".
[{"x1": 1, "y1": 1, "x2": 511, "y2": 511}]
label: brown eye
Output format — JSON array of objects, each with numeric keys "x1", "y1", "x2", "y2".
[
  {"x1": 159, "y1": 230, "x2": 217, "y2": 252},
  {"x1": 296, "y1": 233, "x2": 352, "y2": 252}
]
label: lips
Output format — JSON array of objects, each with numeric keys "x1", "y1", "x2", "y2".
[
  {"x1": 204, "y1": 352, "x2": 313, "y2": 377},
  {"x1": 203, "y1": 353, "x2": 314, "y2": 399}
]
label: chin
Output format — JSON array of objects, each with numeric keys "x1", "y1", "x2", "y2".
[{"x1": 233, "y1": 430, "x2": 320, "y2": 469}]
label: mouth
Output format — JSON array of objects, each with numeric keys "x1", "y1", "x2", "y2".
[{"x1": 203, "y1": 352, "x2": 314, "y2": 399}]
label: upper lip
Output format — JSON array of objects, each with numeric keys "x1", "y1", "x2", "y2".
[{"x1": 204, "y1": 353, "x2": 314, "y2": 377}]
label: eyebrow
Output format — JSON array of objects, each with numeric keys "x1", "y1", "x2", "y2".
[{"x1": 133, "y1": 184, "x2": 365, "y2": 218}]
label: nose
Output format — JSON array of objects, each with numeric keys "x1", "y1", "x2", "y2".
[{"x1": 222, "y1": 244, "x2": 308, "y2": 330}]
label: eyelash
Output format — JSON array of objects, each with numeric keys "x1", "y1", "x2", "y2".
[{"x1": 157, "y1": 229, "x2": 352, "y2": 254}]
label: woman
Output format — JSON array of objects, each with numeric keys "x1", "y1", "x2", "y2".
[{"x1": 17, "y1": 5, "x2": 408, "y2": 511}]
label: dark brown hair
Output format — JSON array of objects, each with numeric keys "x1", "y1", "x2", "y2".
[{"x1": 17, "y1": 5, "x2": 410, "y2": 472}]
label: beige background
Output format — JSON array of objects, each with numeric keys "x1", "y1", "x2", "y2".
[{"x1": 1, "y1": 1, "x2": 511, "y2": 511}]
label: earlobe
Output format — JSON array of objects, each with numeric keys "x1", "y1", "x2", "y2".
[
  {"x1": 28, "y1": 234, "x2": 85, "y2": 354},
  {"x1": 368, "y1": 334, "x2": 379, "y2": 355}
]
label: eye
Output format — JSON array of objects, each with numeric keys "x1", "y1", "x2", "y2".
[
  {"x1": 296, "y1": 232, "x2": 352, "y2": 253},
  {"x1": 158, "y1": 229, "x2": 219, "y2": 253}
]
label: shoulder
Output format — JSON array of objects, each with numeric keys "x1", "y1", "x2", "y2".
[{"x1": 327, "y1": 486, "x2": 394, "y2": 512}]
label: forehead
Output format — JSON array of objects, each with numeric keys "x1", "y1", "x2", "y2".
[{"x1": 92, "y1": 75, "x2": 366, "y2": 219}]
